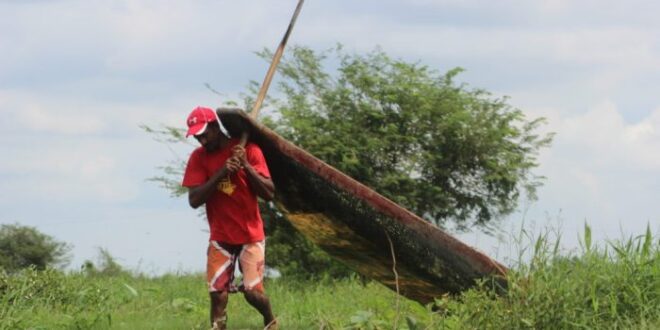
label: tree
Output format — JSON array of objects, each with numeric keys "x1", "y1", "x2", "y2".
[
  {"x1": 145, "y1": 45, "x2": 552, "y2": 277},
  {"x1": 0, "y1": 223, "x2": 72, "y2": 272},
  {"x1": 263, "y1": 45, "x2": 552, "y2": 232}
]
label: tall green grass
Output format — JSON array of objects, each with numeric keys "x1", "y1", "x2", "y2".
[
  {"x1": 430, "y1": 224, "x2": 659, "y2": 329},
  {"x1": 1, "y1": 225, "x2": 657, "y2": 329}
]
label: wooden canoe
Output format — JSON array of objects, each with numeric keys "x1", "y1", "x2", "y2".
[{"x1": 217, "y1": 108, "x2": 507, "y2": 304}]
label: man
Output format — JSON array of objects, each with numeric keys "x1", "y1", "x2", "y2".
[{"x1": 181, "y1": 106, "x2": 277, "y2": 330}]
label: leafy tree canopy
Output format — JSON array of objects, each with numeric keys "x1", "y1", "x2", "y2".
[
  {"x1": 257, "y1": 45, "x2": 552, "y2": 232},
  {"x1": 0, "y1": 223, "x2": 71, "y2": 273}
]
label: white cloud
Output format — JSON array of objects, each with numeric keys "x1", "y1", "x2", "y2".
[
  {"x1": 322, "y1": 23, "x2": 659, "y2": 70},
  {"x1": 16, "y1": 104, "x2": 105, "y2": 135},
  {"x1": 521, "y1": 100, "x2": 660, "y2": 242},
  {"x1": 559, "y1": 101, "x2": 660, "y2": 170},
  {"x1": 467, "y1": 100, "x2": 660, "y2": 262},
  {"x1": 0, "y1": 140, "x2": 139, "y2": 203},
  {"x1": 0, "y1": 1, "x2": 299, "y2": 78},
  {"x1": 0, "y1": 89, "x2": 107, "y2": 135},
  {"x1": 0, "y1": 86, "x2": 203, "y2": 207}
]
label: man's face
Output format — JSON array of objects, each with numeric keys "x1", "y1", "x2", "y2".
[{"x1": 194, "y1": 124, "x2": 221, "y2": 152}]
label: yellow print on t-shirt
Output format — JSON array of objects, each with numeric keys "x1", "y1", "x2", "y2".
[{"x1": 218, "y1": 177, "x2": 236, "y2": 195}]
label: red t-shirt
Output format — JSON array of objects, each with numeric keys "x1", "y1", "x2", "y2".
[{"x1": 181, "y1": 139, "x2": 271, "y2": 244}]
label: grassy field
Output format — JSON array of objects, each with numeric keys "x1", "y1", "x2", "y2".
[
  {"x1": 0, "y1": 271, "x2": 435, "y2": 329},
  {"x1": 1, "y1": 226, "x2": 658, "y2": 329}
]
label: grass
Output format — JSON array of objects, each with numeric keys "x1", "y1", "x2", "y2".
[
  {"x1": 0, "y1": 271, "x2": 431, "y2": 329},
  {"x1": 432, "y1": 224, "x2": 660, "y2": 329},
  {"x1": 1, "y1": 225, "x2": 658, "y2": 329}
]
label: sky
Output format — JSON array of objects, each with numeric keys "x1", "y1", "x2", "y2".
[{"x1": 1, "y1": 0, "x2": 658, "y2": 275}]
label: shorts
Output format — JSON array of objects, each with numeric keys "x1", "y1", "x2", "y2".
[{"x1": 207, "y1": 240, "x2": 266, "y2": 293}]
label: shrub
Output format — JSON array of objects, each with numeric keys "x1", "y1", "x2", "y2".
[{"x1": 0, "y1": 223, "x2": 71, "y2": 273}]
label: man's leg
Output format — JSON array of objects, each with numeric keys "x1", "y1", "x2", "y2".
[
  {"x1": 210, "y1": 291, "x2": 229, "y2": 329},
  {"x1": 239, "y1": 241, "x2": 276, "y2": 327},
  {"x1": 243, "y1": 289, "x2": 276, "y2": 327},
  {"x1": 207, "y1": 241, "x2": 237, "y2": 329}
]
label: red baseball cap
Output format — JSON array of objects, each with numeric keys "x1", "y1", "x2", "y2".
[{"x1": 185, "y1": 106, "x2": 217, "y2": 137}]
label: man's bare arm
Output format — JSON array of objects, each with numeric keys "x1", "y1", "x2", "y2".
[
  {"x1": 243, "y1": 163, "x2": 275, "y2": 201},
  {"x1": 232, "y1": 145, "x2": 275, "y2": 201}
]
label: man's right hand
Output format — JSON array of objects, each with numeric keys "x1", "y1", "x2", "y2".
[{"x1": 188, "y1": 156, "x2": 242, "y2": 209}]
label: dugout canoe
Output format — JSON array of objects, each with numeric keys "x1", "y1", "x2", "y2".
[{"x1": 217, "y1": 108, "x2": 507, "y2": 304}]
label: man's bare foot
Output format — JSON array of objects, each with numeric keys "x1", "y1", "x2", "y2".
[
  {"x1": 264, "y1": 318, "x2": 278, "y2": 330},
  {"x1": 211, "y1": 314, "x2": 227, "y2": 330}
]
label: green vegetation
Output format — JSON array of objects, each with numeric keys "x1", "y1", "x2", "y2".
[
  {"x1": 259, "y1": 45, "x2": 552, "y2": 231},
  {"x1": 0, "y1": 223, "x2": 71, "y2": 273},
  {"x1": 0, "y1": 269, "x2": 428, "y2": 329},
  {"x1": 434, "y1": 224, "x2": 660, "y2": 329},
  {"x1": 1, "y1": 226, "x2": 657, "y2": 329}
]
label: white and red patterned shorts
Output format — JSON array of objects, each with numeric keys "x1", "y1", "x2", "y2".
[{"x1": 206, "y1": 240, "x2": 266, "y2": 293}]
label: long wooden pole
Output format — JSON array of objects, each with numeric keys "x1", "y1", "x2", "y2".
[{"x1": 240, "y1": 0, "x2": 304, "y2": 145}]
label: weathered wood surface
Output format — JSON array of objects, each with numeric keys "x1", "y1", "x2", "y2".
[{"x1": 218, "y1": 108, "x2": 507, "y2": 304}]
